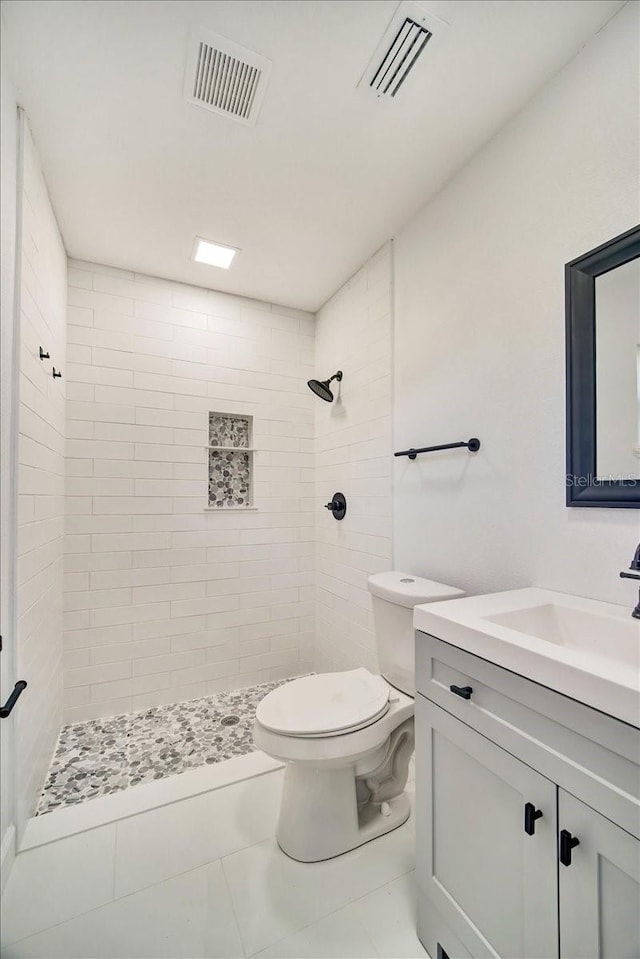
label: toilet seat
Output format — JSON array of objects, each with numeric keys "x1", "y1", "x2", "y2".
[{"x1": 256, "y1": 668, "x2": 390, "y2": 738}]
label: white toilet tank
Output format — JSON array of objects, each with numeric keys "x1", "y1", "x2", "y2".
[{"x1": 368, "y1": 572, "x2": 464, "y2": 696}]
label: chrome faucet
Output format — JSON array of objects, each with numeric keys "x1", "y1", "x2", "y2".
[{"x1": 619, "y1": 542, "x2": 640, "y2": 619}]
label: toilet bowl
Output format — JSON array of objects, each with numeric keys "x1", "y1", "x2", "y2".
[{"x1": 253, "y1": 572, "x2": 464, "y2": 862}]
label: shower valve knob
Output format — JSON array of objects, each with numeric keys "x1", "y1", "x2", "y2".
[{"x1": 324, "y1": 492, "x2": 347, "y2": 521}]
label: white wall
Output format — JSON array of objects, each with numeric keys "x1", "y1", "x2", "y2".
[
  {"x1": 393, "y1": 1, "x2": 640, "y2": 606},
  {"x1": 313, "y1": 244, "x2": 393, "y2": 674},
  {"x1": 15, "y1": 124, "x2": 67, "y2": 830},
  {"x1": 0, "y1": 22, "x2": 20, "y2": 890},
  {"x1": 63, "y1": 262, "x2": 314, "y2": 722}
]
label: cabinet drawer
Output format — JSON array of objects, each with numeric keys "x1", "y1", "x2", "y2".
[{"x1": 416, "y1": 630, "x2": 640, "y2": 838}]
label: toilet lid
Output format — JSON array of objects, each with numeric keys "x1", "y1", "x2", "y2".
[{"x1": 256, "y1": 668, "x2": 390, "y2": 738}]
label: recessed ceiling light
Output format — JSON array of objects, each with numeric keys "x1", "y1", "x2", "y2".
[{"x1": 193, "y1": 237, "x2": 239, "y2": 269}]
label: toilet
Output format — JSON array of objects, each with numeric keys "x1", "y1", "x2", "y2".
[{"x1": 253, "y1": 571, "x2": 464, "y2": 862}]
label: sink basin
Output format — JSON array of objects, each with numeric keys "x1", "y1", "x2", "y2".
[
  {"x1": 414, "y1": 588, "x2": 640, "y2": 727},
  {"x1": 485, "y1": 604, "x2": 639, "y2": 670}
]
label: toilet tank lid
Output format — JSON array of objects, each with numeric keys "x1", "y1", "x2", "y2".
[{"x1": 368, "y1": 571, "x2": 464, "y2": 608}]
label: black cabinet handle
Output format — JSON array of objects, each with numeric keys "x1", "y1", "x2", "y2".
[
  {"x1": 559, "y1": 829, "x2": 580, "y2": 866},
  {"x1": 524, "y1": 802, "x2": 543, "y2": 835},
  {"x1": 0, "y1": 680, "x2": 27, "y2": 719},
  {"x1": 449, "y1": 684, "x2": 473, "y2": 700}
]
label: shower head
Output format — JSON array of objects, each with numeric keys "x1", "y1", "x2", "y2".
[{"x1": 307, "y1": 370, "x2": 342, "y2": 402}]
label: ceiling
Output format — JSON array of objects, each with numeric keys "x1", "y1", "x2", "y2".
[{"x1": 2, "y1": 0, "x2": 626, "y2": 311}]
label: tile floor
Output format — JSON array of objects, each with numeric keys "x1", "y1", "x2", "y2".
[
  {"x1": 1, "y1": 767, "x2": 426, "y2": 958},
  {"x1": 37, "y1": 680, "x2": 285, "y2": 815}
]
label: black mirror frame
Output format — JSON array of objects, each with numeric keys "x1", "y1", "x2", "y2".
[{"x1": 565, "y1": 224, "x2": 640, "y2": 508}]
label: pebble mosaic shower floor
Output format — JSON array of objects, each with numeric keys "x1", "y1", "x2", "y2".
[{"x1": 36, "y1": 679, "x2": 284, "y2": 816}]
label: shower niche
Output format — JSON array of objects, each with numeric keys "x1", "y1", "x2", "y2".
[{"x1": 207, "y1": 412, "x2": 254, "y2": 509}]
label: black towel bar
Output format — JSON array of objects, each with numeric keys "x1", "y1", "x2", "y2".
[
  {"x1": 394, "y1": 438, "x2": 481, "y2": 460},
  {"x1": 0, "y1": 681, "x2": 27, "y2": 719}
]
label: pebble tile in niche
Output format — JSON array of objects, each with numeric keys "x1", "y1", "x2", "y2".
[
  {"x1": 36, "y1": 679, "x2": 286, "y2": 816},
  {"x1": 208, "y1": 448, "x2": 251, "y2": 508}
]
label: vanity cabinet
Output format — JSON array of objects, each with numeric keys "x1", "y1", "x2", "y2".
[{"x1": 415, "y1": 632, "x2": 640, "y2": 959}]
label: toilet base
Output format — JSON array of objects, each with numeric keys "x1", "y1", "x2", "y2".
[
  {"x1": 275, "y1": 742, "x2": 412, "y2": 863},
  {"x1": 276, "y1": 793, "x2": 411, "y2": 862}
]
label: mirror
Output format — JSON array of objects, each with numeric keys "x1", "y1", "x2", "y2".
[
  {"x1": 565, "y1": 225, "x2": 640, "y2": 508},
  {"x1": 595, "y1": 258, "x2": 640, "y2": 480}
]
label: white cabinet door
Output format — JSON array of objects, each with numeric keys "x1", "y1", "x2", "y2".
[
  {"x1": 416, "y1": 695, "x2": 558, "y2": 959},
  {"x1": 559, "y1": 789, "x2": 640, "y2": 959}
]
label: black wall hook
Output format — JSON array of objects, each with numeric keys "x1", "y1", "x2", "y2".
[
  {"x1": 39, "y1": 347, "x2": 50, "y2": 360},
  {"x1": 52, "y1": 368, "x2": 62, "y2": 379}
]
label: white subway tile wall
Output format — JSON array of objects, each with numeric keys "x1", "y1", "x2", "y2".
[
  {"x1": 313, "y1": 244, "x2": 393, "y2": 674},
  {"x1": 16, "y1": 124, "x2": 68, "y2": 826},
  {"x1": 63, "y1": 261, "x2": 315, "y2": 722}
]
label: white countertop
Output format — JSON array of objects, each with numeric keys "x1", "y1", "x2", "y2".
[{"x1": 414, "y1": 588, "x2": 640, "y2": 727}]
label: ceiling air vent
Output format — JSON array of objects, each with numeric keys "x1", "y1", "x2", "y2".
[
  {"x1": 357, "y1": 1, "x2": 447, "y2": 101},
  {"x1": 183, "y1": 27, "x2": 272, "y2": 126}
]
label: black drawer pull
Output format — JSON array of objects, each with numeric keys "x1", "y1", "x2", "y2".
[
  {"x1": 524, "y1": 802, "x2": 543, "y2": 835},
  {"x1": 559, "y1": 829, "x2": 580, "y2": 866},
  {"x1": 449, "y1": 684, "x2": 472, "y2": 700},
  {"x1": 0, "y1": 680, "x2": 27, "y2": 719}
]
